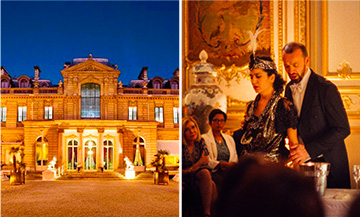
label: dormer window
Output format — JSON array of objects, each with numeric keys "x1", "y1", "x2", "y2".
[
  {"x1": 153, "y1": 80, "x2": 161, "y2": 89},
  {"x1": 171, "y1": 81, "x2": 179, "y2": 89},
  {"x1": 19, "y1": 79, "x2": 29, "y2": 88},
  {"x1": 1, "y1": 79, "x2": 9, "y2": 88}
]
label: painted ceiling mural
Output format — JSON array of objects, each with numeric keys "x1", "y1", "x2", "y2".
[{"x1": 185, "y1": 0, "x2": 271, "y2": 67}]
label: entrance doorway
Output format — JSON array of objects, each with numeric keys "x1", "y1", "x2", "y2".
[
  {"x1": 35, "y1": 137, "x2": 48, "y2": 171},
  {"x1": 84, "y1": 140, "x2": 96, "y2": 170}
]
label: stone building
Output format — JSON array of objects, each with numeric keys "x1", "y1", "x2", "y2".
[{"x1": 1, "y1": 55, "x2": 179, "y2": 173}]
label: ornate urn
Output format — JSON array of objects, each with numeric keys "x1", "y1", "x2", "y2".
[{"x1": 183, "y1": 50, "x2": 227, "y2": 134}]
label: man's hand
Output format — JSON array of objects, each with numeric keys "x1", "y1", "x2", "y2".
[{"x1": 288, "y1": 143, "x2": 310, "y2": 164}]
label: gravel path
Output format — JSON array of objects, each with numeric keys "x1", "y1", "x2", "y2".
[{"x1": 1, "y1": 178, "x2": 179, "y2": 217}]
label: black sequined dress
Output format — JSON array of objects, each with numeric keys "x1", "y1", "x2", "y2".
[{"x1": 240, "y1": 91, "x2": 298, "y2": 162}]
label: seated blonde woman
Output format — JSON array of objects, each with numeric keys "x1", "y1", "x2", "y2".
[{"x1": 182, "y1": 116, "x2": 216, "y2": 217}]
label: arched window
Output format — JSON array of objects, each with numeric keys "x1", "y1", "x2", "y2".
[
  {"x1": 36, "y1": 137, "x2": 48, "y2": 170},
  {"x1": 67, "y1": 140, "x2": 78, "y2": 170},
  {"x1": 103, "y1": 140, "x2": 114, "y2": 170},
  {"x1": 133, "y1": 137, "x2": 145, "y2": 166},
  {"x1": 170, "y1": 81, "x2": 179, "y2": 89},
  {"x1": 153, "y1": 80, "x2": 161, "y2": 89},
  {"x1": 1, "y1": 79, "x2": 9, "y2": 88},
  {"x1": 81, "y1": 83, "x2": 100, "y2": 118},
  {"x1": 84, "y1": 140, "x2": 96, "y2": 170},
  {"x1": 19, "y1": 79, "x2": 28, "y2": 88}
]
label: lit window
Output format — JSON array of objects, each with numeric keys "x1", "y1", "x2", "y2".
[
  {"x1": 81, "y1": 83, "x2": 100, "y2": 118},
  {"x1": 17, "y1": 106, "x2": 27, "y2": 122},
  {"x1": 44, "y1": 106, "x2": 53, "y2": 120},
  {"x1": 173, "y1": 107, "x2": 179, "y2": 124},
  {"x1": 128, "y1": 106, "x2": 137, "y2": 120},
  {"x1": 84, "y1": 140, "x2": 97, "y2": 170},
  {"x1": 1, "y1": 107, "x2": 6, "y2": 122},
  {"x1": 155, "y1": 107, "x2": 163, "y2": 123},
  {"x1": 67, "y1": 140, "x2": 78, "y2": 170},
  {"x1": 36, "y1": 137, "x2": 48, "y2": 167},
  {"x1": 103, "y1": 140, "x2": 114, "y2": 170}
]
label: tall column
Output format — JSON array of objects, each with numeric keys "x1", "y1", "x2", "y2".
[
  {"x1": 77, "y1": 128, "x2": 84, "y2": 171},
  {"x1": 57, "y1": 128, "x2": 65, "y2": 170},
  {"x1": 97, "y1": 128, "x2": 104, "y2": 171},
  {"x1": 117, "y1": 127, "x2": 125, "y2": 169}
]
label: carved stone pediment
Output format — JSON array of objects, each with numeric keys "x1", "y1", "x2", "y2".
[{"x1": 79, "y1": 75, "x2": 102, "y2": 84}]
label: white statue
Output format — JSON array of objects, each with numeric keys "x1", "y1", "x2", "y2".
[
  {"x1": 47, "y1": 156, "x2": 57, "y2": 170},
  {"x1": 124, "y1": 157, "x2": 134, "y2": 170}
]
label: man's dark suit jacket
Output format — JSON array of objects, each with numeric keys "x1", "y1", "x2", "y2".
[{"x1": 285, "y1": 69, "x2": 351, "y2": 188}]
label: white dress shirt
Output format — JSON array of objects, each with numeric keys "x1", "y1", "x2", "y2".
[{"x1": 290, "y1": 67, "x2": 311, "y2": 117}]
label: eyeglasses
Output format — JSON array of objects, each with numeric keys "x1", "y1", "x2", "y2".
[{"x1": 212, "y1": 119, "x2": 225, "y2": 123}]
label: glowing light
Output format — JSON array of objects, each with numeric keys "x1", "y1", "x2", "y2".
[
  {"x1": 125, "y1": 170, "x2": 136, "y2": 179},
  {"x1": 124, "y1": 156, "x2": 136, "y2": 179}
]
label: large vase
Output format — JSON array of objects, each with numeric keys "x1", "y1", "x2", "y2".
[{"x1": 183, "y1": 50, "x2": 227, "y2": 134}]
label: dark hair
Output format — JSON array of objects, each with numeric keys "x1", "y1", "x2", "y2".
[
  {"x1": 208, "y1": 109, "x2": 227, "y2": 124},
  {"x1": 249, "y1": 55, "x2": 285, "y2": 93},
  {"x1": 217, "y1": 155, "x2": 324, "y2": 217},
  {"x1": 282, "y1": 42, "x2": 308, "y2": 57},
  {"x1": 348, "y1": 194, "x2": 360, "y2": 217}
]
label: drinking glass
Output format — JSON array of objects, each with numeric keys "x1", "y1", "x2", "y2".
[{"x1": 353, "y1": 165, "x2": 360, "y2": 190}]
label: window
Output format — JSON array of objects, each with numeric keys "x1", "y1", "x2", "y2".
[
  {"x1": 81, "y1": 83, "x2": 100, "y2": 118},
  {"x1": 67, "y1": 140, "x2": 78, "y2": 170},
  {"x1": 103, "y1": 140, "x2": 114, "y2": 170},
  {"x1": 1, "y1": 79, "x2": 9, "y2": 88},
  {"x1": 155, "y1": 107, "x2": 163, "y2": 123},
  {"x1": 36, "y1": 137, "x2": 48, "y2": 168},
  {"x1": 128, "y1": 106, "x2": 137, "y2": 120},
  {"x1": 1, "y1": 107, "x2": 6, "y2": 122},
  {"x1": 173, "y1": 107, "x2": 179, "y2": 124},
  {"x1": 19, "y1": 79, "x2": 28, "y2": 88},
  {"x1": 171, "y1": 81, "x2": 179, "y2": 89},
  {"x1": 133, "y1": 137, "x2": 145, "y2": 166},
  {"x1": 153, "y1": 80, "x2": 161, "y2": 89},
  {"x1": 84, "y1": 140, "x2": 96, "y2": 170},
  {"x1": 17, "y1": 106, "x2": 27, "y2": 122},
  {"x1": 44, "y1": 106, "x2": 53, "y2": 120}
]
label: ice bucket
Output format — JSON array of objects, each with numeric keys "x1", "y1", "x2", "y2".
[{"x1": 299, "y1": 162, "x2": 330, "y2": 196}]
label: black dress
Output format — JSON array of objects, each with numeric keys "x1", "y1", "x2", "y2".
[
  {"x1": 239, "y1": 91, "x2": 298, "y2": 162},
  {"x1": 182, "y1": 138, "x2": 209, "y2": 189}
]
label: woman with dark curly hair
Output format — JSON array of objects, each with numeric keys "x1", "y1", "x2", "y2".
[{"x1": 237, "y1": 54, "x2": 299, "y2": 163}]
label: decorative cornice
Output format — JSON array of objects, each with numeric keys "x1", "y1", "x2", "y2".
[{"x1": 278, "y1": 1, "x2": 284, "y2": 74}]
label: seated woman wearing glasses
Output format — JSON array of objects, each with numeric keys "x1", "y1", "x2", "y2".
[{"x1": 202, "y1": 109, "x2": 238, "y2": 187}]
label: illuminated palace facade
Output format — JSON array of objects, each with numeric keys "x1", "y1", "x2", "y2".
[{"x1": 0, "y1": 55, "x2": 179, "y2": 173}]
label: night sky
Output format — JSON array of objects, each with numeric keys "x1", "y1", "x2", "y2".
[{"x1": 1, "y1": 1, "x2": 179, "y2": 85}]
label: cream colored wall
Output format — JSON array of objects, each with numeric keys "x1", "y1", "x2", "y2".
[{"x1": 328, "y1": 1, "x2": 360, "y2": 73}]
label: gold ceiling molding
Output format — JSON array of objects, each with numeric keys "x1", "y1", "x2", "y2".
[
  {"x1": 278, "y1": 1, "x2": 284, "y2": 74},
  {"x1": 216, "y1": 64, "x2": 249, "y2": 87},
  {"x1": 299, "y1": 0, "x2": 307, "y2": 45},
  {"x1": 226, "y1": 96, "x2": 248, "y2": 109},
  {"x1": 294, "y1": 0, "x2": 300, "y2": 42},
  {"x1": 270, "y1": 1, "x2": 274, "y2": 60}
]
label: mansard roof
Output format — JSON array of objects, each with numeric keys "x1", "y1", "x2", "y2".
[{"x1": 64, "y1": 54, "x2": 117, "y2": 70}]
